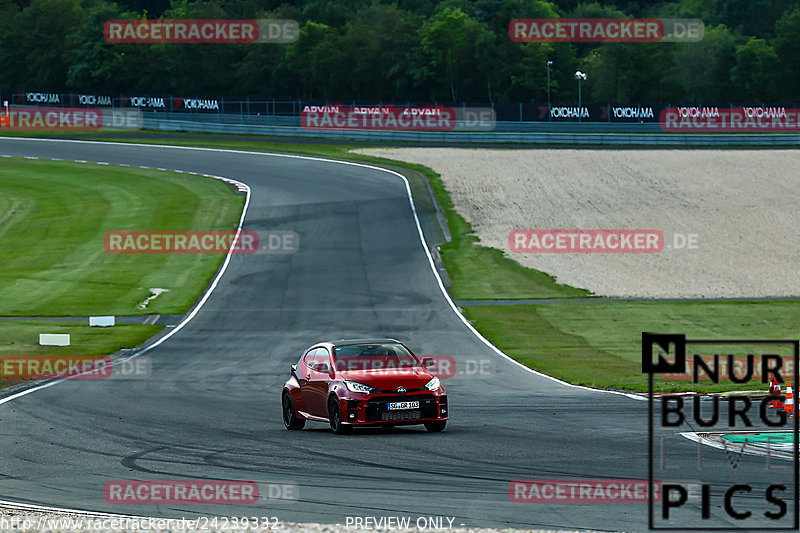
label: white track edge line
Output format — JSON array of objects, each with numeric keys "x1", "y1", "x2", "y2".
[
  {"x1": 0, "y1": 148, "x2": 251, "y2": 517},
  {"x1": 0, "y1": 499, "x2": 150, "y2": 520},
  {"x1": 0, "y1": 136, "x2": 641, "y2": 400},
  {"x1": 679, "y1": 431, "x2": 794, "y2": 460},
  {"x1": 0, "y1": 156, "x2": 250, "y2": 408},
  {"x1": 0, "y1": 136, "x2": 642, "y2": 519}
]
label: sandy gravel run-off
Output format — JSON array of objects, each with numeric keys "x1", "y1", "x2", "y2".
[{"x1": 357, "y1": 148, "x2": 800, "y2": 298}]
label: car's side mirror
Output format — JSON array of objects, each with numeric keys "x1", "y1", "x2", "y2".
[
  {"x1": 421, "y1": 357, "x2": 435, "y2": 368},
  {"x1": 291, "y1": 364, "x2": 297, "y2": 375}
]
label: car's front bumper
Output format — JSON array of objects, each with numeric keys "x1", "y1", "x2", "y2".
[{"x1": 339, "y1": 393, "x2": 448, "y2": 425}]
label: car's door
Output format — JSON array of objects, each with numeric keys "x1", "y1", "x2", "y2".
[
  {"x1": 301, "y1": 347, "x2": 332, "y2": 417},
  {"x1": 293, "y1": 350, "x2": 313, "y2": 414}
]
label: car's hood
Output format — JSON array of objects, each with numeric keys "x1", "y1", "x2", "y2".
[{"x1": 339, "y1": 367, "x2": 433, "y2": 390}]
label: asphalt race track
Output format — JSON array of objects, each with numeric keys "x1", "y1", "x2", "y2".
[{"x1": 0, "y1": 138, "x2": 792, "y2": 531}]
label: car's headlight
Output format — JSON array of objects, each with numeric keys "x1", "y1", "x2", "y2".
[
  {"x1": 345, "y1": 381, "x2": 373, "y2": 394},
  {"x1": 424, "y1": 376, "x2": 441, "y2": 391}
]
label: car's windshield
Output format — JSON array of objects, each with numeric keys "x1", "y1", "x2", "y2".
[{"x1": 332, "y1": 343, "x2": 419, "y2": 371}]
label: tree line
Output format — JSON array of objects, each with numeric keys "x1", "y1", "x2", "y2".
[{"x1": 0, "y1": 0, "x2": 798, "y2": 105}]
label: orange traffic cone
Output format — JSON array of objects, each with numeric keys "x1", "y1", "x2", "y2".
[
  {"x1": 784, "y1": 381, "x2": 794, "y2": 418},
  {"x1": 769, "y1": 377, "x2": 784, "y2": 409}
]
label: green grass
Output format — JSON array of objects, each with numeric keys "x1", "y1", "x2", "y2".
[
  {"x1": 0, "y1": 321, "x2": 163, "y2": 356},
  {"x1": 0, "y1": 158, "x2": 245, "y2": 316},
  {"x1": 23, "y1": 132, "x2": 591, "y2": 300},
  {"x1": 435, "y1": 220, "x2": 591, "y2": 300},
  {"x1": 0, "y1": 321, "x2": 162, "y2": 387},
  {"x1": 463, "y1": 301, "x2": 800, "y2": 392},
  {"x1": 4, "y1": 131, "x2": 793, "y2": 393}
]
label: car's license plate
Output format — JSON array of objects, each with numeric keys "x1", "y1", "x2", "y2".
[{"x1": 387, "y1": 401, "x2": 419, "y2": 410}]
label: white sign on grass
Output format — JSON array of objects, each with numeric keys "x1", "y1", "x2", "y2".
[{"x1": 39, "y1": 333, "x2": 70, "y2": 346}]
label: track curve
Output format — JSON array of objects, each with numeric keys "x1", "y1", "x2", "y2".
[{"x1": 0, "y1": 138, "x2": 781, "y2": 531}]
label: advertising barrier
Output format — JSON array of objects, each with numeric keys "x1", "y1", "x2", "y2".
[{"x1": 2, "y1": 89, "x2": 798, "y2": 125}]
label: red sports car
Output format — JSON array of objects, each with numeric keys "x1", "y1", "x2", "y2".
[{"x1": 282, "y1": 339, "x2": 448, "y2": 433}]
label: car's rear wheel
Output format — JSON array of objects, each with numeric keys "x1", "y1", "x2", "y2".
[
  {"x1": 328, "y1": 397, "x2": 352, "y2": 434},
  {"x1": 424, "y1": 420, "x2": 447, "y2": 432},
  {"x1": 282, "y1": 392, "x2": 305, "y2": 430}
]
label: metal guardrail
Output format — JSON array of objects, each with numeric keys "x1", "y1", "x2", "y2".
[
  {"x1": 146, "y1": 112, "x2": 667, "y2": 132},
  {"x1": 142, "y1": 115, "x2": 800, "y2": 146}
]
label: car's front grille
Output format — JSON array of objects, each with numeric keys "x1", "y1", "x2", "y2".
[{"x1": 365, "y1": 394, "x2": 438, "y2": 423}]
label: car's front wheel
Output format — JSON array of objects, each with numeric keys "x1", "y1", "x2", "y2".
[
  {"x1": 282, "y1": 392, "x2": 305, "y2": 430},
  {"x1": 328, "y1": 397, "x2": 352, "y2": 434},
  {"x1": 424, "y1": 420, "x2": 446, "y2": 432}
]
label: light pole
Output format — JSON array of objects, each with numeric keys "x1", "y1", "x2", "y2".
[
  {"x1": 574, "y1": 70, "x2": 587, "y2": 121},
  {"x1": 546, "y1": 60, "x2": 553, "y2": 121}
]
